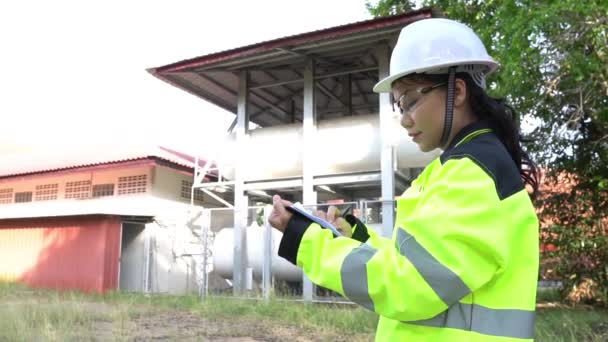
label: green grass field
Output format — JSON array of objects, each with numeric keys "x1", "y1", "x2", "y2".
[{"x1": 1, "y1": 283, "x2": 606, "y2": 341}]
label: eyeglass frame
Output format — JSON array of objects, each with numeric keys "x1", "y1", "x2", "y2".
[{"x1": 392, "y1": 82, "x2": 447, "y2": 115}]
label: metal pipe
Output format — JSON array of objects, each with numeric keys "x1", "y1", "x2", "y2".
[
  {"x1": 249, "y1": 66, "x2": 378, "y2": 90},
  {"x1": 263, "y1": 205, "x2": 273, "y2": 302},
  {"x1": 143, "y1": 226, "x2": 151, "y2": 293},
  {"x1": 316, "y1": 66, "x2": 378, "y2": 80},
  {"x1": 233, "y1": 70, "x2": 249, "y2": 294},
  {"x1": 376, "y1": 44, "x2": 395, "y2": 238},
  {"x1": 250, "y1": 78, "x2": 303, "y2": 90},
  {"x1": 200, "y1": 188, "x2": 234, "y2": 208},
  {"x1": 302, "y1": 58, "x2": 316, "y2": 302}
]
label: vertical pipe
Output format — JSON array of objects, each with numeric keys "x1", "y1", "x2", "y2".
[
  {"x1": 302, "y1": 58, "x2": 316, "y2": 302},
  {"x1": 143, "y1": 225, "x2": 151, "y2": 293},
  {"x1": 117, "y1": 223, "x2": 123, "y2": 290},
  {"x1": 263, "y1": 205, "x2": 273, "y2": 302},
  {"x1": 201, "y1": 209, "x2": 211, "y2": 299},
  {"x1": 192, "y1": 157, "x2": 198, "y2": 207},
  {"x1": 375, "y1": 45, "x2": 395, "y2": 238},
  {"x1": 233, "y1": 70, "x2": 249, "y2": 294},
  {"x1": 343, "y1": 74, "x2": 352, "y2": 116}
]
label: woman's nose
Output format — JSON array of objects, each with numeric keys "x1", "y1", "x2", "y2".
[{"x1": 401, "y1": 113, "x2": 414, "y2": 129}]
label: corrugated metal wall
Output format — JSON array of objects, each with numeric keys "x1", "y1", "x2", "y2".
[{"x1": 0, "y1": 215, "x2": 121, "y2": 293}]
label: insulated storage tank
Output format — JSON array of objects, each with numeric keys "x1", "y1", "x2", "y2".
[
  {"x1": 218, "y1": 114, "x2": 439, "y2": 181},
  {"x1": 211, "y1": 226, "x2": 302, "y2": 282},
  {"x1": 211, "y1": 223, "x2": 384, "y2": 283}
]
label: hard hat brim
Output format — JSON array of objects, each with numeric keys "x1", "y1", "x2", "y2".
[
  {"x1": 373, "y1": 60, "x2": 499, "y2": 93},
  {"x1": 373, "y1": 71, "x2": 411, "y2": 93}
]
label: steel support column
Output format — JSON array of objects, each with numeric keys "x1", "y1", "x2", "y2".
[
  {"x1": 375, "y1": 45, "x2": 395, "y2": 238},
  {"x1": 233, "y1": 70, "x2": 249, "y2": 294},
  {"x1": 302, "y1": 58, "x2": 317, "y2": 302}
]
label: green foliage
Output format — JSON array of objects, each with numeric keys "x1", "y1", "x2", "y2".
[
  {"x1": 365, "y1": 0, "x2": 415, "y2": 17},
  {"x1": 366, "y1": 0, "x2": 608, "y2": 305},
  {"x1": 543, "y1": 222, "x2": 608, "y2": 305}
]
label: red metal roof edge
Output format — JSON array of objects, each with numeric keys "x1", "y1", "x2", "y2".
[
  {"x1": 158, "y1": 146, "x2": 209, "y2": 167},
  {"x1": 145, "y1": 67, "x2": 238, "y2": 116},
  {"x1": 0, "y1": 158, "x2": 154, "y2": 180},
  {"x1": 151, "y1": 8, "x2": 435, "y2": 74},
  {"x1": 0, "y1": 214, "x2": 154, "y2": 224},
  {"x1": 0, "y1": 147, "x2": 212, "y2": 180}
]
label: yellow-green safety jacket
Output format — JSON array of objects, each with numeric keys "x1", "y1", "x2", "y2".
[{"x1": 278, "y1": 121, "x2": 539, "y2": 341}]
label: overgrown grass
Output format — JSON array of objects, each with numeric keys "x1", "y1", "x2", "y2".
[
  {"x1": 99, "y1": 291, "x2": 379, "y2": 338},
  {"x1": 536, "y1": 308, "x2": 608, "y2": 342},
  {"x1": 200, "y1": 297, "x2": 378, "y2": 335},
  {"x1": 537, "y1": 287, "x2": 563, "y2": 302},
  {"x1": 0, "y1": 283, "x2": 136, "y2": 342},
  {"x1": 1, "y1": 301, "x2": 95, "y2": 341},
  {"x1": 1, "y1": 282, "x2": 607, "y2": 341},
  {"x1": 0, "y1": 284, "x2": 98, "y2": 341}
]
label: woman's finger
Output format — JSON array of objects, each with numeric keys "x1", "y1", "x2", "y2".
[
  {"x1": 334, "y1": 217, "x2": 352, "y2": 238},
  {"x1": 272, "y1": 195, "x2": 286, "y2": 214},
  {"x1": 327, "y1": 206, "x2": 340, "y2": 222}
]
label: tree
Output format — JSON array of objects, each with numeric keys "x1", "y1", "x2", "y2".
[
  {"x1": 365, "y1": 0, "x2": 415, "y2": 16},
  {"x1": 366, "y1": 0, "x2": 608, "y2": 305}
]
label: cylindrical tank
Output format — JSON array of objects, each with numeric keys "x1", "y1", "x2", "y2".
[
  {"x1": 211, "y1": 226, "x2": 302, "y2": 282},
  {"x1": 218, "y1": 114, "x2": 439, "y2": 181}
]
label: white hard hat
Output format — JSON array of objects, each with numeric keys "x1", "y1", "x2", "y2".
[{"x1": 373, "y1": 18, "x2": 499, "y2": 93}]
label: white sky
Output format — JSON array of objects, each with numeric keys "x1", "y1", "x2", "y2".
[{"x1": 0, "y1": 1, "x2": 371, "y2": 156}]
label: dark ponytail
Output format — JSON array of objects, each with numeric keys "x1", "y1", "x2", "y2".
[
  {"x1": 404, "y1": 73, "x2": 541, "y2": 196},
  {"x1": 461, "y1": 73, "x2": 540, "y2": 196}
]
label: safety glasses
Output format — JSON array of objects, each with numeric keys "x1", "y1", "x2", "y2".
[{"x1": 392, "y1": 82, "x2": 446, "y2": 115}]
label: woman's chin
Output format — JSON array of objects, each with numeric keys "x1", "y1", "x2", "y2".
[{"x1": 416, "y1": 143, "x2": 433, "y2": 153}]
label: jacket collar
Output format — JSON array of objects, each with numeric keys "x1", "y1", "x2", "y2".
[{"x1": 443, "y1": 120, "x2": 493, "y2": 152}]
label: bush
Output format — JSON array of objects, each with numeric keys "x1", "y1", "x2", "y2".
[
  {"x1": 538, "y1": 172, "x2": 608, "y2": 306},
  {"x1": 542, "y1": 224, "x2": 608, "y2": 306}
]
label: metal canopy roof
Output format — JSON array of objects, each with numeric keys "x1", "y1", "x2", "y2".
[{"x1": 149, "y1": 8, "x2": 437, "y2": 128}]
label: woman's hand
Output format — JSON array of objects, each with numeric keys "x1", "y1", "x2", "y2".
[
  {"x1": 268, "y1": 196, "x2": 352, "y2": 237},
  {"x1": 315, "y1": 206, "x2": 353, "y2": 238},
  {"x1": 268, "y1": 195, "x2": 293, "y2": 232}
]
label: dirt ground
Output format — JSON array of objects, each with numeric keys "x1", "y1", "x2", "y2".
[
  {"x1": 1, "y1": 286, "x2": 371, "y2": 342},
  {"x1": 85, "y1": 301, "x2": 359, "y2": 342},
  {"x1": 116, "y1": 311, "x2": 331, "y2": 341},
  {"x1": 97, "y1": 308, "x2": 333, "y2": 341}
]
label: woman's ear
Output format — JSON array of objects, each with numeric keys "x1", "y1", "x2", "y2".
[{"x1": 453, "y1": 78, "x2": 468, "y2": 108}]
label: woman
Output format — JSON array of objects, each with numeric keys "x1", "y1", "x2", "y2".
[{"x1": 270, "y1": 18, "x2": 540, "y2": 341}]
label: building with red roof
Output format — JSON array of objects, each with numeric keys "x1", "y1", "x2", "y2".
[{"x1": 0, "y1": 145, "x2": 226, "y2": 293}]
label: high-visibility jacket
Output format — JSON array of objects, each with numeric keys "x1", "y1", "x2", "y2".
[{"x1": 278, "y1": 120, "x2": 539, "y2": 341}]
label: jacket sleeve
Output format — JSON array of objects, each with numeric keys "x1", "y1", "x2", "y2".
[
  {"x1": 345, "y1": 214, "x2": 391, "y2": 249},
  {"x1": 278, "y1": 158, "x2": 509, "y2": 322}
]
